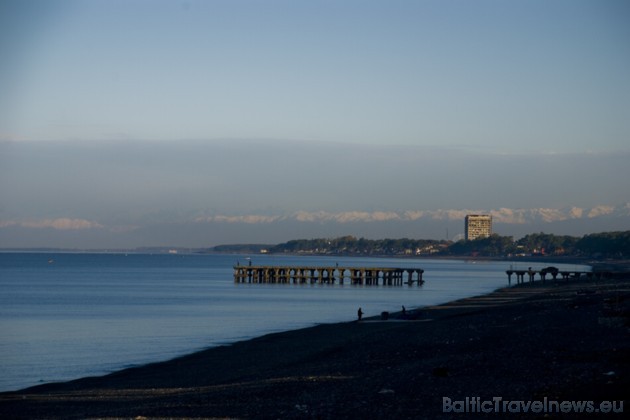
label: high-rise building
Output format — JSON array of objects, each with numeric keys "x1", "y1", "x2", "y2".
[{"x1": 465, "y1": 214, "x2": 492, "y2": 241}]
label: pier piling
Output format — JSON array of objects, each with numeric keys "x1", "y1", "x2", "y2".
[
  {"x1": 505, "y1": 268, "x2": 593, "y2": 285},
  {"x1": 234, "y1": 265, "x2": 424, "y2": 286}
]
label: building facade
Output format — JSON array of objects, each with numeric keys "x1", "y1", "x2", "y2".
[{"x1": 465, "y1": 214, "x2": 492, "y2": 241}]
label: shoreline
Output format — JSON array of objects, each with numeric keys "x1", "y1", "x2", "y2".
[
  {"x1": 1, "y1": 275, "x2": 629, "y2": 419},
  {"x1": 0, "y1": 256, "x2": 594, "y2": 394}
]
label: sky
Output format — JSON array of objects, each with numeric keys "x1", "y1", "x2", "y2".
[{"x1": 1, "y1": 0, "x2": 629, "y2": 249}]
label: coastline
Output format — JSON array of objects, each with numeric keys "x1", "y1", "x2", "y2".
[{"x1": 1, "y1": 274, "x2": 628, "y2": 419}]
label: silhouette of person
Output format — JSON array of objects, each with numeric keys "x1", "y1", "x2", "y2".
[
  {"x1": 402, "y1": 305, "x2": 406, "y2": 316},
  {"x1": 357, "y1": 307, "x2": 363, "y2": 321}
]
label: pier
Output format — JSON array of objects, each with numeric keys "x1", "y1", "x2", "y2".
[
  {"x1": 234, "y1": 265, "x2": 424, "y2": 286},
  {"x1": 505, "y1": 266, "x2": 602, "y2": 285}
]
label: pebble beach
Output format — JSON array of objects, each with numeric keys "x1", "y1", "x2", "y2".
[{"x1": 1, "y1": 275, "x2": 628, "y2": 419}]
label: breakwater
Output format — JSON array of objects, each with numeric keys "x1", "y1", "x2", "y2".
[{"x1": 234, "y1": 265, "x2": 424, "y2": 286}]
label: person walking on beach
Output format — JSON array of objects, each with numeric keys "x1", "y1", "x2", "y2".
[{"x1": 357, "y1": 307, "x2": 363, "y2": 321}]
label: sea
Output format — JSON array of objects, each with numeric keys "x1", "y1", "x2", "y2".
[{"x1": 0, "y1": 252, "x2": 589, "y2": 392}]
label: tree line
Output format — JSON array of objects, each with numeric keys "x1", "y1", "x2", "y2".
[{"x1": 261, "y1": 231, "x2": 630, "y2": 259}]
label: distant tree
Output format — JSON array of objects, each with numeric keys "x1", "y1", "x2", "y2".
[
  {"x1": 263, "y1": 231, "x2": 629, "y2": 259},
  {"x1": 446, "y1": 234, "x2": 515, "y2": 256},
  {"x1": 516, "y1": 233, "x2": 578, "y2": 255},
  {"x1": 576, "y1": 231, "x2": 630, "y2": 258}
]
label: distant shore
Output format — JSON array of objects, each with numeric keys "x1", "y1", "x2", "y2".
[
  {"x1": 1, "y1": 273, "x2": 628, "y2": 419},
  {"x1": 4, "y1": 247, "x2": 629, "y2": 278}
]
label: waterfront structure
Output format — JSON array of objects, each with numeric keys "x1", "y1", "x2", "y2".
[
  {"x1": 505, "y1": 267, "x2": 596, "y2": 285},
  {"x1": 234, "y1": 265, "x2": 424, "y2": 286},
  {"x1": 465, "y1": 214, "x2": 492, "y2": 241}
]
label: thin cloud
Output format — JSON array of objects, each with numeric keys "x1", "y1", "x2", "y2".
[
  {"x1": 1, "y1": 218, "x2": 103, "y2": 230},
  {"x1": 328, "y1": 211, "x2": 401, "y2": 223},
  {"x1": 195, "y1": 215, "x2": 284, "y2": 224},
  {"x1": 193, "y1": 204, "x2": 630, "y2": 226},
  {"x1": 587, "y1": 205, "x2": 615, "y2": 218}
]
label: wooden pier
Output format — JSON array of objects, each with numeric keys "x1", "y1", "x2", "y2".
[
  {"x1": 234, "y1": 265, "x2": 424, "y2": 286},
  {"x1": 505, "y1": 266, "x2": 600, "y2": 285}
]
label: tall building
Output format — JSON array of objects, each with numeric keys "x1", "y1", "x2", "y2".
[{"x1": 465, "y1": 214, "x2": 492, "y2": 241}]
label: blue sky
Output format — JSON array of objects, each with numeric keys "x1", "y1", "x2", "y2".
[
  {"x1": 3, "y1": 0, "x2": 629, "y2": 151},
  {"x1": 1, "y1": 0, "x2": 629, "y2": 248}
]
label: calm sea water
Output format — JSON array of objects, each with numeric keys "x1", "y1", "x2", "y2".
[{"x1": 0, "y1": 252, "x2": 588, "y2": 392}]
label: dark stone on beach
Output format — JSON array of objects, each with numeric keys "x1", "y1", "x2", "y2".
[{"x1": 431, "y1": 367, "x2": 449, "y2": 377}]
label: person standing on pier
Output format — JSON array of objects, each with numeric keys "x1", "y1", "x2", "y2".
[{"x1": 357, "y1": 307, "x2": 363, "y2": 321}]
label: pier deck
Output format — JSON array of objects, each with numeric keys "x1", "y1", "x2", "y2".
[
  {"x1": 505, "y1": 267, "x2": 602, "y2": 285},
  {"x1": 234, "y1": 265, "x2": 424, "y2": 286}
]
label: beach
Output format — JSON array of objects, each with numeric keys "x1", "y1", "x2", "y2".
[{"x1": 1, "y1": 275, "x2": 628, "y2": 419}]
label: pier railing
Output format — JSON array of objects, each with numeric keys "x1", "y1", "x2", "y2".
[{"x1": 234, "y1": 265, "x2": 424, "y2": 286}]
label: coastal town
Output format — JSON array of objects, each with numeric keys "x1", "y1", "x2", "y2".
[{"x1": 213, "y1": 230, "x2": 629, "y2": 261}]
